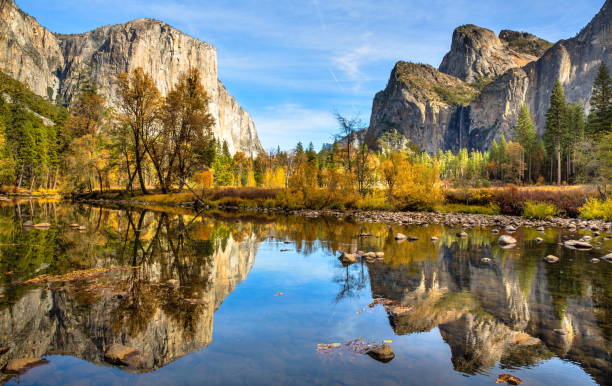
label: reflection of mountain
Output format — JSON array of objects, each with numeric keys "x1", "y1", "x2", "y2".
[
  {"x1": 0, "y1": 209, "x2": 257, "y2": 381},
  {"x1": 367, "y1": 244, "x2": 611, "y2": 383}
]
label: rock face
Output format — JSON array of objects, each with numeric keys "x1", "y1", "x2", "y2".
[
  {"x1": 439, "y1": 25, "x2": 539, "y2": 83},
  {"x1": 0, "y1": 0, "x2": 262, "y2": 155},
  {"x1": 367, "y1": 0, "x2": 611, "y2": 152},
  {"x1": 365, "y1": 62, "x2": 477, "y2": 152}
]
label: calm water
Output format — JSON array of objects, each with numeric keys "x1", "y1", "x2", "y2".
[{"x1": 0, "y1": 201, "x2": 610, "y2": 385}]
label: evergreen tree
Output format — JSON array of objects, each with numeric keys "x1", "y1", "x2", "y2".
[
  {"x1": 514, "y1": 104, "x2": 537, "y2": 182},
  {"x1": 544, "y1": 81, "x2": 568, "y2": 184},
  {"x1": 587, "y1": 64, "x2": 611, "y2": 135}
]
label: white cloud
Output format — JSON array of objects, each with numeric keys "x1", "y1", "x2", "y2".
[{"x1": 253, "y1": 104, "x2": 337, "y2": 151}]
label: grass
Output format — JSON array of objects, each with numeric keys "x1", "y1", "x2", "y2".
[{"x1": 434, "y1": 203, "x2": 500, "y2": 215}]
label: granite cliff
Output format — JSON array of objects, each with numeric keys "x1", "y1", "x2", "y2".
[
  {"x1": 367, "y1": 0, "x2": 610, "y2": 151},
  {"x1": 0, "y1": 0, "x2": 262, "y2": 155}
]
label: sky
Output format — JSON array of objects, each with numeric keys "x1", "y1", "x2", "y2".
[{"x1": 17, "y1": 0, "x2": 604, "y2": 151}]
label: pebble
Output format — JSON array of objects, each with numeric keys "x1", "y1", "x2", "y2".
[{"x1": 544, "y1": 255, "x2": 559, "y2": 263}]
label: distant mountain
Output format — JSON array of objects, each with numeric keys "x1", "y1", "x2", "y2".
[
  {"x1": 0, "y1": 0, "x2": 263, "y2": 155},
  {"x1": 366, "y1": 0, "x2": 611, "y2": 152}
]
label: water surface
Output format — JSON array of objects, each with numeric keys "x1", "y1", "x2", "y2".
[{"x1": 0, "y1": 202, "x2": 609, "y2": 385}]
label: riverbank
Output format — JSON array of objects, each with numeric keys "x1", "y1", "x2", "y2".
[{"x1": 74, "y1": 196, "x2": 611, "y2": 231}]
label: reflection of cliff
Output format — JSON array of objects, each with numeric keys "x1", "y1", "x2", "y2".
[
  {"x1": 367, "y1": 243, "x2": 610, "y2": 383},
  {"x1": 0, "y1": 212, "x2": 257, "y2": 381}
]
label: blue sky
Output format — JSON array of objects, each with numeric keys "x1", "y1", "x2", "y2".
[{"x1": 17, "y1": 0, "x2": 604, "y2": 151}]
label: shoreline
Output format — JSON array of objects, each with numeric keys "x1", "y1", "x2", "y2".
[{"x1": 73, "y1": 197, "x2": 611, "y2": 231}]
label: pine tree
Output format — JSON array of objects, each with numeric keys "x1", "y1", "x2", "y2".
[
  {"x1": 587, "y1": 64, "x2": 611, "y2": 135},
  {"x1": 514, "y1": 104, "x2": 537, "y2": 182},
  {"x1": 544, "y1": 81, "x2": 568, "y2": 185}
]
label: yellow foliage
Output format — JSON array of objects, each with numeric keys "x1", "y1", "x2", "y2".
[
  {"x1": 194, "y1": 170, "x2": 214, "y2": 188},
  {"x1": 579, "y1": 198, "x2": 612, "y2": 221}
]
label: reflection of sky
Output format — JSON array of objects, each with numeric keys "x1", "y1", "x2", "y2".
[
  {"x1": 9, "y1": 240, "x2": 599, "y2": 386},
  {"x1": 16, "y1": 0, "x2": 604, "y2": 150}
]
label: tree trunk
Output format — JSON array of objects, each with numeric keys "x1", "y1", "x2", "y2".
[
  {"x1": 556, "y1": 143, "x2": 561, "y2": 185},
  {"x1": 134, "y1": 134, "x2": 148, "y2": 194}
]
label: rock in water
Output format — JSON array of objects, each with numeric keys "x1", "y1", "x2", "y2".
[
  {"x1": 457, "y1": 231, "x2": 468, "y2": 238},
  {"x1": 498, "y1": 235, "x2": 517, "y2": 245},
  {"x1": 366, "y1": 343, "x2": 395, "y2": 363},
  {"x1": 534, "y1": 237, "x2": 543, "y2": 242},
  {"x1": 34, "y1": 222, "x2": 50, "y2": 228},
  {"x1": 104, "y1": 344, "x2": 141, "y2": 367},
  {"x1": 590, "y1": 258, "x2": 600, "y2": 264},
  {"x1": 22, "y1": 220, "x2": 33, "y2": 227},
  {"x1": 339, "y1": 253, "x2": 358, "y2": 265},
  {"x1": 481, "y1": 258, "x2": 492, "y2": 263},
  {"x1": 2, "y1": 358, "x2": 49, "y2": 374},
  {"x1": 564, "y1": 240, "x2": 593, "y2": 249},
  {"x1": 395, "y1": 233, "x2": 407, "y2": 240},
  {"x1": 543, "y1": 255, "x2": 559, "y2": 263}
]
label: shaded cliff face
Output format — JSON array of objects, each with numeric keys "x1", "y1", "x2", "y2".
[
  {"x1": 469, "y1": 0, "x2": 612, "y2": 139},
  {"x1": 366, "y1": 62, "x2": 477, "y2": 152},
  {"x1": 0, "y1": 0, "x2": 262, "y2": 155},
  {"x1": 439, "y1": 25, "x2": 541, "y2": 83},
  {"x1": 369, "y1": 0, "x2": 610, "y2": 151}
]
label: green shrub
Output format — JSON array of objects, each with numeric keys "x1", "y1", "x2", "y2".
[
  {"x1": 523, "y1": 201, "x2": 558, "y2": 219},
  {"x1": 579, "y1": 198, "x2": 612, "y2": 221}
]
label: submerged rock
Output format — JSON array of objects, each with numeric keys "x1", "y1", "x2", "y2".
[
  {"x1": 457, "y1": 231, "x2": 468, "y2": 238},
  {"x1": 2, "y1": 358, "x2": 49, "y2": 374},
  {"x1": 104, "y1": 344, "x2": 141, "y2": 367},
  {"x1": 544, "y1": 255, "x2": 559, "y2": 263},
  {"x1": 339, "y1": 253, "x2": 358, "y2": 265},
  {"x1": 498, "y1": 235, "x2": 517, "y2": 245},
  {"x1": 366, "y1": 343, "x2": 395, "y2": 363},
  {"x1": 394, "y1": 233, "x2": 407, "y2": 240},
  {"x1": 534, "y1": 237, "x2": 543, "y2": 242}
]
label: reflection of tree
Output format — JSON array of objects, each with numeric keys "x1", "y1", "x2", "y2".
[{"x1": 333, "y1": 262, "x2": 367, "y2": 303}]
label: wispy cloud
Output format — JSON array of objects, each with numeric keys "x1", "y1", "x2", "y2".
[{"x1": 253, "y1": 104, "x2": 337, "y2": 151}]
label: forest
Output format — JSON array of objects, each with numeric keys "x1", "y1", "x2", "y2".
[{"x1": 0, "y1": 64, "x2": 610, "y2": 220}]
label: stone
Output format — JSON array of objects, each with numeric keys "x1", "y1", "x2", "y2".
[
  {"x1": 69, "y1": 223, "x2": 80, "y2": 227},
  {"x1": 3, "y1": 358, "x2": 49, "y2": 374},
  {"x1": 375, "y1": 252, "x2": 385, "y2": 258},
  {"x1": 104, "y1": 344, "x2": 141, "y2": 367},
  {"x1": 504, "y1": 226, "x2": 516, "y2": 232},
  {"x1": 498, "y1": 235, "x2": 517, "y2": 245},
  {"x1": 339, "y1": 253, "x2": 358, "y2": 265},
  {"x1": 33, "y1": 222, "x2": 51, "y2": 228},
  {"x1": 491, "y1": 229, "x2": 499, "y2": 234},
  {"x1": 22, "y1": 220, "x2": 33, "y2": 227},
  {"x1": 602, "y1": 253, "x2": 612, "y2": 262},
  {"x1": 535, "y1": 237, "x2": 543, "y2": 242},
  {"x1": 394, "y1": 233, "x2": 407, "y2": 240},
  {"x1": 457, "y1": 232, "x2": 468, "y2": 238},
  {"x1": 430, "y1": 236, "x2": 439, "y2": 241},
  {"x1": 564, "y1": 240, "x2": 592, "y2": 249},
  {"x1": 543, "y1": 255, "x2": 559, "y2": 263},
  {"x1": 366, "y1": 343, "x2": 395, "y2": 363},
  {"x1": 536, "y1": 226, "x2": 545, "y2": 232},
  {"x1": 78, "y1": 226, "x2": 87, "y2": 231},
  {"x1": 481, "y1": 258, "x2": 492, "y2": 263},
  {"x1": 581, "y1": 236, "x2": 592, "y2": 241}
]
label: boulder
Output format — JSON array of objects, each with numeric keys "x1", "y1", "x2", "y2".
[
  {"x1": 543, "y1": 255, "x2": 559, "y2": 263},
  {"x1": 564, "y1": 240, "x2": 592, "y2": 249},
  {"x1": 104, "y1": 344, "x2": 141, "y2": 367},
  {"x1": 498, "y1": 235, "x2": 517, "y2": 245},
  {"x1": 2, "y1": 358, "x2": 49, "y2": 374},
  {"x1": 602, "y1": 253, "x2": 612, "y2": 262},
  {"x1": 366, "y1": 343, "x2": 395, "y2": 363}
]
